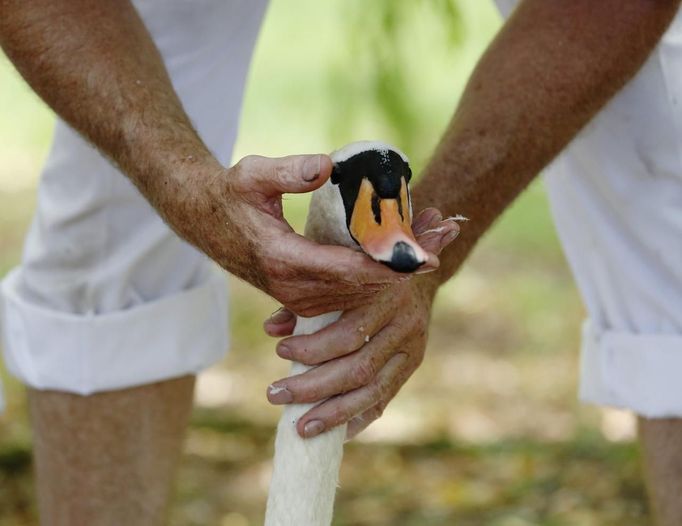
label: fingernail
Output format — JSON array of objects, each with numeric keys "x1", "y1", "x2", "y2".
[
  {"x1": 268, "y1": 307, "x2": 294, "y2": 324},
  {"x1": 276, "y1": 344, "x2": 293, "y2": 359},
  {"x1": 268, "y1": 384, "x2": 293, "y2": 404},
  {"x1": 303, "y1": 155, "x2": 322, "y2": 182},
  {"x1": 442, "y1": 229, "x2": 460, "y2": 244},
  {"x1": 303, "y1": 420, "x2": 325, "y2": 438},
  {"x1": 429, "y1": 212, "x2": 444, "y2": 228},
  {"x1": 416, "y1": 266, "x2": 437, "y2": 275}
]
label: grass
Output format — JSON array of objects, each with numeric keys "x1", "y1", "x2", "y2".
[{"x1": 0, "y1": 1, "x2": 648, "y2": 525}]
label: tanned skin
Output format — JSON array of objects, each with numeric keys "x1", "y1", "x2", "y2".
[
  {"x1": 640, "y1": 418, "x2": 682, "y2": 525},
  {"x1": 1, "y1": 0, "x2": 680, "y2": 523},
  {"x1": 264, "y1": 1, "x2": 682, "y2": 524},
  {"x1": 0, "y1": 0, "x2": 442, "y2": 317},
  {"x1": 28, "y1": 377, "x2": 194, "y2": 526},
  {"x1": 0, "y1": 0, "x2": 454, "y2": 524}
]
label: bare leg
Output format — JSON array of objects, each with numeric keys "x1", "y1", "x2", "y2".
[
  {"x1": 639, "y1": 417, "x2": 682, "y2": 526},
  {"x1": 28, "y1": 375, "x2": 195, "y2": 526}
]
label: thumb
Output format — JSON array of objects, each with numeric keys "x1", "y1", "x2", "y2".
[{"x1": 234, "y1": 154, "x2": 333, "y2": 196}]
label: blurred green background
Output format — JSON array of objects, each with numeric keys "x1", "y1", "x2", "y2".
[{"x1": 0, "y1": 1, "x2": 647, "y2": 525}]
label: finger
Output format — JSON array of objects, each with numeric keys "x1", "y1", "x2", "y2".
[
  {"x1": 412, "y1": 208, "x2": 442, "y2": 236},
  {"x1": 277, "y1": 234, "x2": 406, "y2": 286},
  {"x1": 284, "y1": 287, "x2": 387, "y2": 318},
  {"x1": 415, "y1": 220, "x2": 460, "y2": 255},
  {"x1": 265, "y1": 321, "x2": 296, "y2": 337},
  {"x1": 276, "y1": 297, "x2": 395, "y2": 364},
  {"x1": 235, "y1": 154, "x2": 333, "y2": 196},
  {"x1": 346, "y1": 404, "x2": 384, "y2": 440},
  {"x1": 267, "y1": 322, "x2": 404, "y2": 405},
  {"x1": 346, "y1": 347, "x2": 420, "y2": 439},
  {"x1": 263, "y1": 307, "x2": 296, "y2": 337},
  {"x1": 296, "y1": 353, "x2": 409, "y2": 438},
  {"x1": 417, "y1": 253, "x2": 440, "y2": 274},
  {"x1": 438, "y1": 219, "x2": 462, "y2": 251}
]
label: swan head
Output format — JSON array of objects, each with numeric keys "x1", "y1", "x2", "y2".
[{"x1": 328, "y1": 141, "x2": 427, "y2": 273}]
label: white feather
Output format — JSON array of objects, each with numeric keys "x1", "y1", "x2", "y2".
[
  {"x1": 330, "y1": 140, "x2": 408, "y2": 164},
  {"x1": 265, "y1": 182, "x2": 354, "y2": 526},
  {"x1": 265, "y1": 141, "x2": 407, "y2": 526},
  {"x1": 264, "y1": 312, "x2": 344, "y2": 526}
]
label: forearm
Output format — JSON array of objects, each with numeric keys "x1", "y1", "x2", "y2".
[
  {"x1": 413, "y1": 0, "x2": 680, "y2": 289},
  {"x1": 0, "y1": 0, "x2": 219, "y2": 215}
]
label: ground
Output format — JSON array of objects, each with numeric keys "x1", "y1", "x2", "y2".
[{"x1": 0, "y1": 1, "x2": 649, "y2": 525}]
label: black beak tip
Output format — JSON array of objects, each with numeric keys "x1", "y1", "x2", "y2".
[{"x1": 382, "y1": 241, "x2": 424, "y2": 273}]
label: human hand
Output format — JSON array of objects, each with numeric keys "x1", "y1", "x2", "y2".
[
  {"x1": 168, "y1": 154, "x2": 429, "y2": 316},
  {"x1": 264, "y1": 208, "x2": 459, "y2": 438}
]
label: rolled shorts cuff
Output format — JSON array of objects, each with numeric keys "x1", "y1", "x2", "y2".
[
  {"x1": 0, "y1": 267, "x2": 229, "y2": 395},
  {"x1": 579, "y1": 320, "x2": 682, "y2": 418}
]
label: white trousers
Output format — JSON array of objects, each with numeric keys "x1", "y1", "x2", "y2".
[{"x1": 0, "y1": 0, "x2": 268, "y2": 403}]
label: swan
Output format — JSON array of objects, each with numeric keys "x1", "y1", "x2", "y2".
[{"x1": 264, "y1": 140, "x2": 427, "y2": 526}]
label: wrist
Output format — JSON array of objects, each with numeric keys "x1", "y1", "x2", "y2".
[
  {"x1": 150, "y1": 155, "x2": 228, "y2": 245},
  {"x1": 153, "y1": 149, "x2": 223, "y2": 205},
  {"x1": 413, "y1": 272, "x2": 440, "y2": 305}
]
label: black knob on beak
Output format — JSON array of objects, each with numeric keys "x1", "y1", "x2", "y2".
[{"x1": 384, "y1": 241, "x2": 423, "y2": 273}]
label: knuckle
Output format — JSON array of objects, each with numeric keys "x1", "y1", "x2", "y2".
[
  {"x1": 384, "y1": 322, "x2": 404, "y2": 344},
  {"x1": 350, "y1": 331, "x2": 367, "y2": 351},
  {"x1": 368, "y1": 383, "x2": 383, "y2": 404},
  {"x1": 298, "y1": 385, "x2": 320, "y2": 403},
  {"x1": 371, "y1": 408, "x2": 384, "y2": 422},
  {"x1": 330, "y1": 405, "x2": 351, "y2": 425},
  {"x1": 274, "y1": 163, "x2": 293, "y2": 185},
  {"x1": 372, "y1": 402, "x2": 387, "y2": 420},
  {"x1": 233, "y1": 155, "x2": 266, "y2": 191},
  {"x1": 371, "y1": 379, "x2": 390, "y2": 402},
  {"x1": 351, "y1": 359, "x2": 376, "y2": 386},
  {"x1": 409, "y1": 316, "x2": 428, "y2": 338},
  {"x1": 236, "y1": 154, "x2": 259, "y2": 173},
  {"x1": 232, "y1": 157, "x2": 252, "y2": 186}
]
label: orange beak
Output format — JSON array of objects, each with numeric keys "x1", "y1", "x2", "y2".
[{"x1": 349, "y1": 178, "x2": 427, "y2": 272}]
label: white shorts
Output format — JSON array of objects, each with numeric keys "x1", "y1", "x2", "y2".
[
  {"x1": 2, "y1": 0, "x2": 680, "y2": 421},
  {"x1": 544, "y1": 14, "x2": 682, "y2": 418},
  {"x1": 494, "y1": 1, "x2": 682, "y2": 418},
  {"x1": 0, "y1": 0, "x2": 268, "y2": 401}
]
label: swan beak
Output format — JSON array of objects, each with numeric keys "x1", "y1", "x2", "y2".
[{"x1": 349, "y1": 178, "x2": 428, "y2": 273}]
